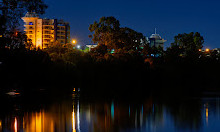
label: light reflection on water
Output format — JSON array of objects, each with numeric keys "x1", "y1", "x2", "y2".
[
  {"x1": 0, "y1": 95, "x2": 220, "y2": 132},
  {"x1": 14, "y1": 117, "x2": 17, "y2": 132}
]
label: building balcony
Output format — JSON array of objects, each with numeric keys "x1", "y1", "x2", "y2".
[
  {"x1": 43, "y1": 40, "x2": 50, "y2": 43},
  {"x1": 24, "y1": 24, "x2": 34, "y2": 26},
  {"x1": 57, "y1": 27, "x2": 65, "y2": 30},
  {"x1": 26, "y1": 33, "x2": 34, "y2": 36},
  {"x1": 43, "y1": 24, "x2": 54, "y2": 26},
  {"x1": 43, "y1": 36, "x2": 54, "y2": 39},
  {"x1": 43, "y1": 27, "x2": 54, "y2": 30},
  {"x1": 27, "y1": 31, "x2": 33, "y2": 34},
  {"x1": 57, "y1": 33, "x2": 65, "y2": 36},
  {"x1": 57, "y1": 29, "x2": 65, "y2": 30},
  {"x1": 43, "y1": 36, "x2": 51, "y2": 39},
  {"x1": 57, "y1": 36, "x2": 65, "y2": 39},
  {"x1": 43, "y1": 27, "x2": 52, "y2": 29},
  {"x1": 24, "y1": 27, "x2": 35, "y2": 30},
  {"x1": 57, "y1": 38, "x2": 65, "y2": 40},
  {"x1": 57, "y1": 25, "x2": 66, "y2": 27},
  {"x1": 43, "y1": 43, "x2": 49, "y2": 47},
  {"x1": 43, "y1": 32, "x2": 52, "y2": 35}
]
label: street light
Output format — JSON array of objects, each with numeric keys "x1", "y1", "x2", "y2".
[
  {"x1": 77, "y1": 45, "x2": 81, "y2": 49},
  {"x1": 72, "y1": 39, "x2": 76, "y2": 44},
  {"x1": 205, "y1": 48, "x2": 210, "y2": 52}
]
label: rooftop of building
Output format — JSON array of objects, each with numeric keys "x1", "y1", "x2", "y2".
[
  {"x1": 86, "y1": 44, "x2": 98, "y2": 46},
  {"x1": 149, "y1": 28, "x2": 162, "y2": 39},
  {"x1": 24, "y1": 12, "x2": 39, "y2": 18},
  {"x1": 150, "y1": 34, "x2": 162, "y2": 39}
]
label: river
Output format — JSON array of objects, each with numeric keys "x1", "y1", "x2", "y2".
[{"x1": 0, "y1": 91, "x2": 220, "y2": 132}]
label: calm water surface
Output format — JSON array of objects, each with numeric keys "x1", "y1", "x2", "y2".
[{"x1": 0, "y1": 93, "x2": 220, "y2": 132}]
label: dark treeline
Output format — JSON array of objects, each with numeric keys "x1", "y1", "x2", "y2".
[
  {"x1": 1, "y1": 31, "x2": 217, "y2": 98},
  {"x1": 1, "y1": 1, "x2": 220, "y2": 97},
  {"x1": 78, "y1": 17, "x2": 220, "y2": 97}
]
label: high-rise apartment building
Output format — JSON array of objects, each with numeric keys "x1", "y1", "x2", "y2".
[{"x1": 22, "y1": 12, "x2": 70, "y2": 49}]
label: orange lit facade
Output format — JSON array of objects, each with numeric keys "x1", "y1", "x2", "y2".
[{"x1": 22, "y1": 12, "x2": 70, "y2": 49}]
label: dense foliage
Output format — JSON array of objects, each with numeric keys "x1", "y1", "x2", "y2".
[{"x1": 89, "y1": 16, "x2": 146, "y2": 55}]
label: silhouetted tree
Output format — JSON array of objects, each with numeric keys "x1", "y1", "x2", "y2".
[
  {"x1": 90, "y1": 44, "x2": 108, "y2": 57},
  {"x1": 89, "y1": 16, "x2": 146, "y2": 56},
  {"x1": 172, "y1": 32, "x2": 203, "y2": 56},
  {"x1": 165, "y1": 45, "x2": 184, "y2": 63},
  {"x1": 166, "y1": 32, "x2": 204, "y2": 62},
  {"x1": 44, "y1": 41, "x2": 71, "y2": 62},
  {"x1": 0, "y1": 0, "x2": 47, "y2": 30},
  {"x1": 89, "y1": 17, "x2": 120, "y2": 49},
  {"x1": 118, "y1": 27, "x2": 146, "y2": 53},
  {"x1": 44, "y1": 41, "x2": 84, "y2": 66}
]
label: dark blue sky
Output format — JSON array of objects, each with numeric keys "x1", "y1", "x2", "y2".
[{"x1": 42, "y1": 0, "x2": 220, "y2": 49}]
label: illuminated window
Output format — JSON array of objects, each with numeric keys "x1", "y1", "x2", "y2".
[{"x1": 29, "y1": 22, "x2": 33, "y2": 25}]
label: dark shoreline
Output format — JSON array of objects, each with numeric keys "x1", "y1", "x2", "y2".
[{"x1": 1, "y1": 48, "x2": 220, "y2": 99}]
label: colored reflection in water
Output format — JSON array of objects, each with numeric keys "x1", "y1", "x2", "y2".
[
  {"x1": 9, "y1": 99, "x2": 74, "y2": 132},
  {"x1": 206, "y1": 104, "x2": 209, "y2": 125},
  {"x1": 0, "y1": 120, "x2": 2, "y2": 131},
  {"x1": 111, "y1": 101, "x2": 114, "y2": 119},
  {"x1": 1, "y1": 96, "x2": 220, "y2": 132},
  {"x1": 77, "y1": 101, "x2": 80, "y2": 132},
  {"x1": 14, "y1": 117, "x2": 17, "y2": 132},
  {"x1": 72, "y1": 100, "x2": 81, "y2": 132},
  {"x1": 23, "y1": 111, "x2": 55, "y2": 132},
  {"x1": 72, "y1": 105, "x2": 76, "y2": 132}
]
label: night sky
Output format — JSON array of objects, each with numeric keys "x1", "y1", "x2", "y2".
[{"x1": 41, "y1": 0, "x2": 220, "y2": 49}]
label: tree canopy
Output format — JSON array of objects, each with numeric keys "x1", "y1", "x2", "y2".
[
  {"x1": 171, "y1": 32, "x2": 204, "y2": 54},
  {"x1": 167, "y1": 32, "x2": 204, "y2": 60},
  {"x1": 44, "y1": 41, "x2": 84, "y2": 66},
  {"x1": 89, "y1": 16, "x2": 146, "y2": 55},
  {"x1": 1, "y1": 0, "x2": 48, "y2": 30}
]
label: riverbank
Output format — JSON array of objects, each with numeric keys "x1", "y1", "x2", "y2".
[{"x1": 1, "y1": 48, "x2": 220, "y2": 98}]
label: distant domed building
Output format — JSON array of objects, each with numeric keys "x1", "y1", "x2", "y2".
[{"x1": 147, "y1": 29, "x2": 167, "y2": 49}]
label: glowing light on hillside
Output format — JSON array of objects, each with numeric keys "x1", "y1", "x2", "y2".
[{"x1": 205, "y1": 48, "x2": 210, "y2": 52}]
